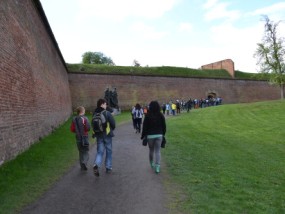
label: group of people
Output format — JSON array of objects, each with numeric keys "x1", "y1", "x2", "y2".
[
  {"x1": 70, "y1": 99, "x2": 166, "y2": 176},
  {"x1": 161, "y1": 97, "x2": 223, "y2": 115},
  {"x1": 70, "y1": 98, "x2": 116, "y2": 176}
]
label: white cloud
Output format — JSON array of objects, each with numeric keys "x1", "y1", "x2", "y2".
[
  {"x1": 248, "y1": 2, "x2": 285, "y2": 17},
  {"x1": 203, "y1": 0, "x2": 218, "y2": 9},
  {"x1": 76, "y1": 0, "x2": 179, "y2": 22},
  {"x1": 246, "y1": 2, "x2": 285, "y2": 43},
  {"x1": 203, "y1": 1, "x2": 241, "y2": 22},
  {"x1": 204, "y1": 22, "x2": 265, "y2": 72},
  {"x1": 130, "y1": 22, "x2": 168, "y2": 40},
  {"x1": 178, "y1": 22, "x2": 193, "y2": 33}
]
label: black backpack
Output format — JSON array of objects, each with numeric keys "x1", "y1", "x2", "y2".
[{"x1": 92, "y1": 110, "x2": 107, "y2": 134}]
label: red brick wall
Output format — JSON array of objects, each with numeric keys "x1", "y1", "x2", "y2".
[
  {"x1": 0, "y1": 0, "x2": 72, "y2": 164},
  {"x1": 201, "y1": 59, "x2": 235, "y2": 77},
  {"x1": 68, "y1": 74, "x2": 280, "y2": 111}
]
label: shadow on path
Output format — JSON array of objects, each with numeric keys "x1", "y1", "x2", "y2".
[{"x1": 21, "y1": 122, "x2": 169, "y2": 214}]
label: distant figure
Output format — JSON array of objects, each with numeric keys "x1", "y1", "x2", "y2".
[
  {"x1": 104, "y1": 87, "x2": 111, "y2": 106},
  {"x1": 104, "y1": 87, "x2": 119, "y2": 109},
  {"x1": 110, "y1": 87, "x2": 119, "y2": 108},
  {"x1": 186, "y1": 98, "x2": 192, "y2": 113},
  {"x1": 132, "y1": 103, "x2": 144, "y2": 133},
  {"x1": 161, "y1": 103, "x2": 166, "y2": 115},
  {"x1": 171, "y1": 102, "x2": 176, "y2": 115},
  {"x1": 165, "y1": 103, "x2": 170, "y2": 115}
]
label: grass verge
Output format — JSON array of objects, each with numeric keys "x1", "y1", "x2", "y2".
[
  {"x1": 0, "y1": 111, "x2": 131, "y2": 214},
  {"x1": 163, "y1": 100, "x2": 285, "y2": 213}
]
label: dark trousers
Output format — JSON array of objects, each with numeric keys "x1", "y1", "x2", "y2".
[{"x1": 134, "y1": 118, "x2": 142, "y2": 133}]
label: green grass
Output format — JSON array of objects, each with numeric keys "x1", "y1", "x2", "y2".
[
  {"x1": 2, "y1": 102, "x2": 284, "y2": 213},
  {"x1": 163, "y1": 100, "x2": 285, "y2": 213},
  {"x1": 67, "y1": 64, "x2": 270, "y2": 80},
  {"x1": 67, "y1": 63, "x2": 232, "y2": 79},
  {"x1": 235, "y1": 70, "x2": 270, "y2": 80},
  {"x1": 0, "y1": 111, "x2": 131, "y2": 214}
]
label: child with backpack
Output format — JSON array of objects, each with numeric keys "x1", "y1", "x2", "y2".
[{"x1": 70, "y1": 106, "x2": 91, "y2": 171}]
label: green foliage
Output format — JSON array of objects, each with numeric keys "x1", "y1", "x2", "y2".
[
  {"x1": 163, "y1": 100, "x2": 285, "y2": 213},
  {"x1": 254, "y1": 15, "x2": 285, "y2": 98},
  {"x1": 82, "y1": 51, "x2": 115, "y2": 65}
]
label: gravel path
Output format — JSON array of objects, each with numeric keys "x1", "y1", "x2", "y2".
[{"x1": 21, "y1": 121, "x2": 169, "y2": 214}]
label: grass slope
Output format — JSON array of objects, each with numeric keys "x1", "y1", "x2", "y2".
[
  {"x1": 164, "y1": 100, "x2": 285, "y2": 213},
  {"x1": 67, "y1": 64, "x2": 232, "y2": 79},
  {"x1": 67, "y1": 64, "x2": 270, "y2": 80}
]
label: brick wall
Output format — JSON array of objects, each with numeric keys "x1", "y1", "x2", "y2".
[
  {"x1": 201, "y1": 59, "x2": 235, "y2": 77},
  {"x1": 0, "y1": 0, "x2": 72, "y2": 164},
  {"x1": 68, "y1": 74, "x2": 280, "y2": 111}
]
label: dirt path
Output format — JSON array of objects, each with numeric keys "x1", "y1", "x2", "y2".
[{"x1": 21, "y1": 122, "x2": 169, "y2": 214}]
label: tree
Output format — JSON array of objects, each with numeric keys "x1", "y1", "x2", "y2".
[
  {"x1": 254, "y1": 16, "x2": 285, "y2": 99},
  {"x1": 82, "y1": 51, "x2": 115, "y2": 65}
]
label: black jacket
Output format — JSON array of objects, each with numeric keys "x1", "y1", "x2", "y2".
[{"x1": 141, "y1": 112, "x2": 166, "y2": 139}]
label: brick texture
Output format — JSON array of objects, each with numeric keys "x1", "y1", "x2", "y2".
[
  {"x1": 201, "y1": 59, "x2": 235, "y2": 77},
  {"x1": 0, "y1": 0, "x2": 72, "y2": 164},
  {"x1": 68, "y1": 74, "x2": 280, "y2": 111}
]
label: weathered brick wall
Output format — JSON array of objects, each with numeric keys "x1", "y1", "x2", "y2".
[
  {"x1": 0, "y1": 0, "x2": 72, "y2": 164},
  {"x1": 201, "y1": 59, "x2": 235, "y2": 77},
  {"x1": 68, "y1": 74, "x2": 280, "y2": 111}
]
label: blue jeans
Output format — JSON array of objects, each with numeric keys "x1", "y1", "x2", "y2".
[{"x1": 94, "y1": 136, "x2": 113, "y2": 169}]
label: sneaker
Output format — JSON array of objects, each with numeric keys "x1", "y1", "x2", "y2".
[
  {"x1": 93, "y1": 165, "x2": 99, "y2": 177},
  {"x1": 155, "y1": 165, "x2": 160, "y2": 174},
  {"x1": 150, "y1": 161, "x2": 155, "y2": 169},
  {"x1": 81, "y1": 163, "x2": 88, "y2": 171},
  {"x1": 106, "y1": 168, "x2": 112, "y2": 174}
]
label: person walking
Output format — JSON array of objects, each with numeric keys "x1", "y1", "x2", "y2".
[
  {"x1": 132, "y1": 103, "x2": 144, "y2": 133},
  {"x1": 141, "y1": 101, "x2": 166, "y2": 174},
  {"x1": 92, "y1": 98, "x2": 116, "y2": 176},
  {"x1": 161, "y1": 103, "x2": 166, "y2": 115},
  {"x1": 165, "y1": 103, "x2": 170, "y2": 115},
  {"x1": 171, "y1": 102, "x2": 176, "y2": 115},
  {"x1": 70, "y1": 106, "x2": 91, "y2": 171}
]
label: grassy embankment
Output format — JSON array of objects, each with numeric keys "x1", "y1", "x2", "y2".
[
  {"x1": 0, "y1": 112, "x2": 131, "y2": 214},
  {"x1": 164, "y1": 100, "x2": 285, "y2": 213},
  {"x1": 67, "y1": 64, "x2": 268, "y2": 80}
]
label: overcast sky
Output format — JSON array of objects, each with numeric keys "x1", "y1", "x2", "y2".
[{"x1": 40, "y1": 0, "x2": 285, "y2": 73}]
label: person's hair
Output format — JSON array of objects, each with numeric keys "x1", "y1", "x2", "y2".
[
  {"x1": 135, "y1": 103, "x2": 141, "y2": 109},
  {"x1": 97, "y1": 98, "x2": 107, "y2": 108},
  {"x1": 76, "y1": 106, "x2": 85, "y2": 115},
  {"x1": 148, "y1": 101, "x2": 161, "y2": 115}
]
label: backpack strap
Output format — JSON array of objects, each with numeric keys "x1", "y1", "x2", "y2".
[{"x1": 74, "y1": 117, "x2": 83, "y2": 137}]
